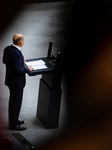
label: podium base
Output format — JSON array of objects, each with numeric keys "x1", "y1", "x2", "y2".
[{"x1": 37, "y1": 79, "x2": 62, "y2": 129}]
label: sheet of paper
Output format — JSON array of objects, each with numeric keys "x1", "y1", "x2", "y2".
[{"x1": 25, "y1": 60, "x2": 48, "y2": 70}]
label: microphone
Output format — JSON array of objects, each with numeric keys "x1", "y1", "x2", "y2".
[{"x1": 47, "y1": 42, "x2": 53, "y2": 59}]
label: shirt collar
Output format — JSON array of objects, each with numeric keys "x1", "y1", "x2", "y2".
[{"x1": 12, "y1": 44, "x2": 21, "y2": 51}]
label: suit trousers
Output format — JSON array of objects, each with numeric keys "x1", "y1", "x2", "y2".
[{"x1": 9, "y1": 88, "x2": 23, "y2": 126}]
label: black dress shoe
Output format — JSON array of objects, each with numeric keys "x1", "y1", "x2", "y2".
[
  {"x1": 18, "y1": 120, "x2": 24, "y2": 124},
  {"x1": 10, "y1": 125, "x2": 26, "y2": 130}
]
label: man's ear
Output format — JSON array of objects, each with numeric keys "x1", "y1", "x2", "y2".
[
  {"x1": 20, "y1": 40, "x2": 24, "y2": 47},
  {"x1": 20, "y1": 41, "x2": 23, "y2": 47}
]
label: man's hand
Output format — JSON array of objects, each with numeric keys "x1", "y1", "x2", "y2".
[
  {"x1": 24, "y1": 58, "x2": 26, "y2": 63},
  {"x1": 28, "y1": 66, "x2": 34, "y2": 72}
]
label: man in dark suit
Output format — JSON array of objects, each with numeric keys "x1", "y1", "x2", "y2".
[{"x1": 3, "y1": 34, "x2": 34, "y2": 130}]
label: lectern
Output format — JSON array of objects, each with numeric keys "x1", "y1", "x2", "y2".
[{"x1": 26, "y1": 42, "x2": 62, "y2": 129}]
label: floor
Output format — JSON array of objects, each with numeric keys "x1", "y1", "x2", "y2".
[{"x1": 0, "y1": 1, "x2": 70, "y2": 149}]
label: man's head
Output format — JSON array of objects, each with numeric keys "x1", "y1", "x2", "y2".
[{"x1": 13, "y1": 34, "x2": 24, "y2": 47}]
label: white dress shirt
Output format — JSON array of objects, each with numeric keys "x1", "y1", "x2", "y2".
[{"x1": 12, "y1": 44, "x2": 21, "y2": 51}]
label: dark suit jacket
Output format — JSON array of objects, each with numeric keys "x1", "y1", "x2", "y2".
[{"x1": 3, "y1": 45, "x2": 30, "y2": 89}]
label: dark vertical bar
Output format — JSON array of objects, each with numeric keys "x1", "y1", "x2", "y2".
[
  {"x1": 55, "y1": 52, "x2": 62, "y2": 67},
  {"x1": 47, "y1": 42, "x2": 53, "y2": 59}
]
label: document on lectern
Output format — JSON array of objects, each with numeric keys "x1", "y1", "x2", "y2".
[{"x1": 25, "y1": 60, "x2": 48, "y2": 70}]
